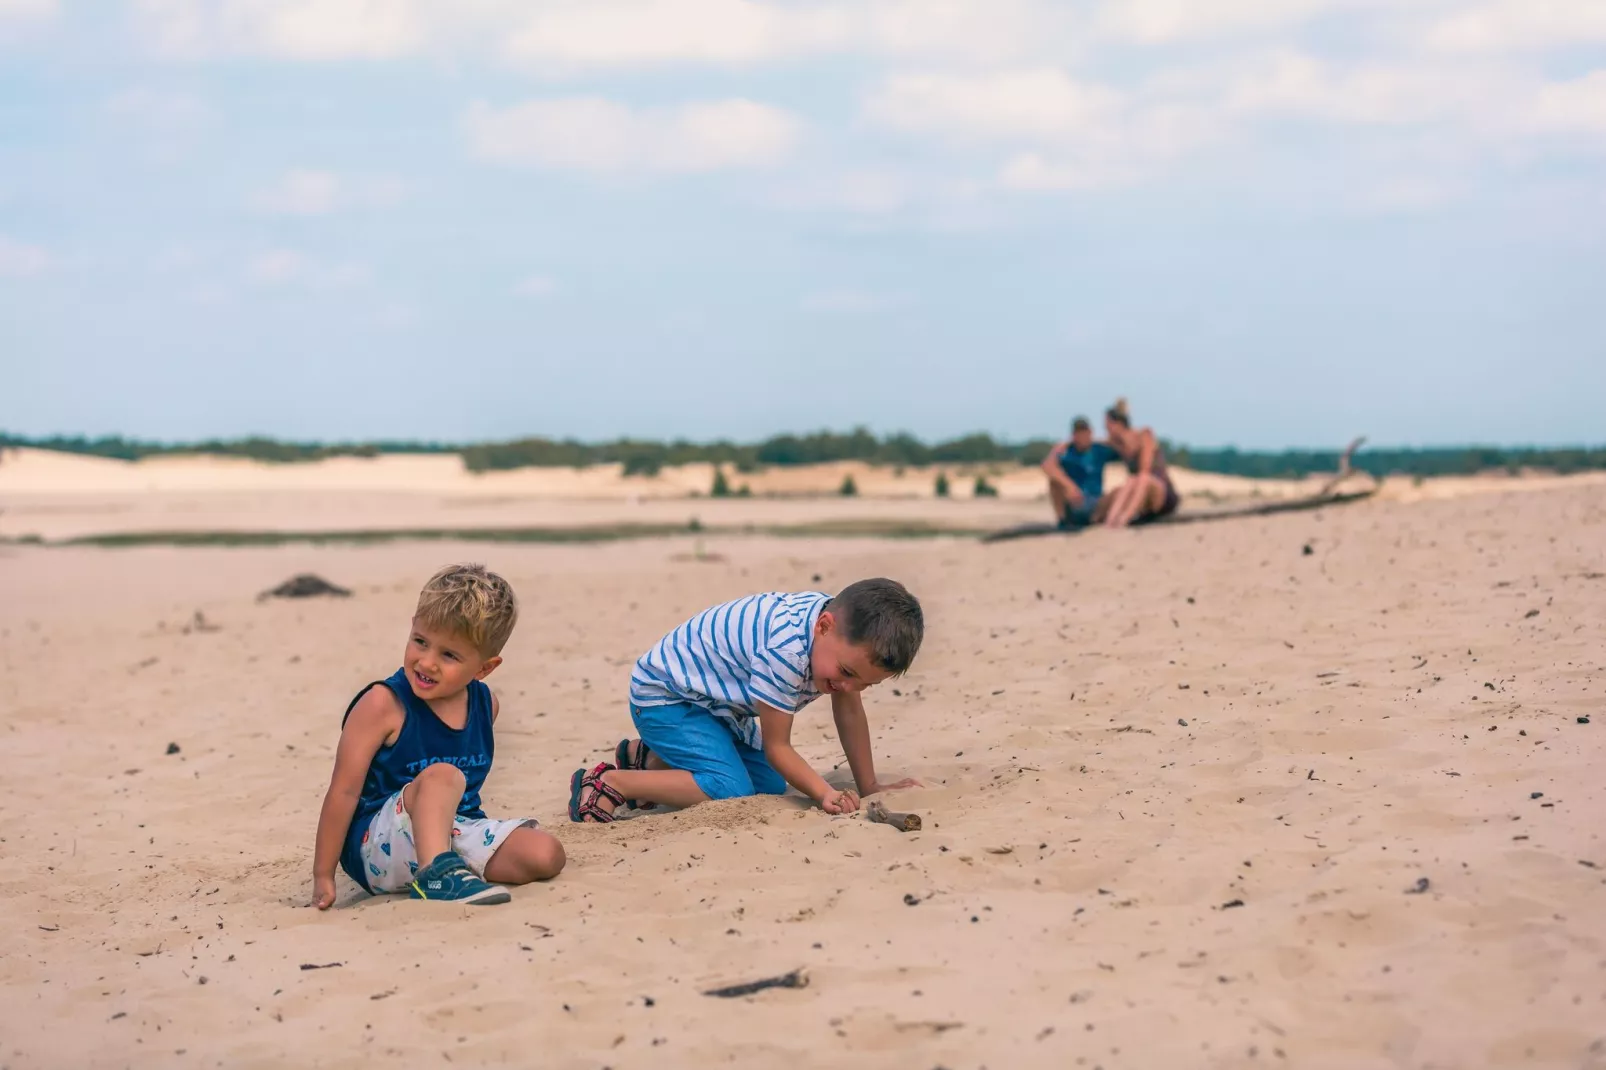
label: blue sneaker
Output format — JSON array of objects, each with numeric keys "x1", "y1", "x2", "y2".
[{"x1": 409, "y1": 851, "x2": 510, "y2": 906}]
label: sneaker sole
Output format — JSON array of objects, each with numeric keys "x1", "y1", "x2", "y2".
[
  {"x1": 409, "y1": 884, "x2": 513, "y2": 906},
  {"x1": 462, "y1": 888, "x2": 511, "y2": 906}
]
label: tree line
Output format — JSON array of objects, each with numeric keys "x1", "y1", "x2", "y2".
[{"x1": 4, "y1": 430, "x2": 1603, "y2": 479}]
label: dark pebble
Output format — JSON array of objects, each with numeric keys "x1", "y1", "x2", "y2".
[
  {"x1": 903, "y1": 894, "x2": 921, "y2": 906},
  {"x1": 1579, "y1": 716, "x2": 1591, "y2": 724},
  {"x1": 1531, "y1": 792, "x2": 1543, "y2": 799},
  {"x1": 1178, "y1": 718, "x2": 1188, "y2": 727},
  {"x1": 166, "y1": 743, "x2": 181, "y2": 755},
  {"x1": 1302, "y1": 544, "x2": 1314, "y2": 556},
  {"x1": 1221, "y1": 899, "x2": 1245, "y2": 909},
  {"x1": 1405, "y1": 877, "x2": 1431, "y2": 895}
]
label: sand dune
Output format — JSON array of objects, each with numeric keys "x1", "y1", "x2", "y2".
[{"x1": 1, "y1": 479, "x2": 1602, "y2": 1068}]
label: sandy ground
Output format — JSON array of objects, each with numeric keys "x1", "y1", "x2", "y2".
[
  {"x1": 5, "y1": 447, "x2": 1604, "y2": 543},
  {"x1": 1, "y1": 482, "x2": 1603, "y2": 1069}
]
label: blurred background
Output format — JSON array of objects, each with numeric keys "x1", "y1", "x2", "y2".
[{"x1": 1, "y1": 0, "x2": 1603, "y2": 499}]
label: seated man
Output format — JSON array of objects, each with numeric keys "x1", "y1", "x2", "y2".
[{"x1": 1041, "y1": 416, "x2": 1121, "y2": 530}]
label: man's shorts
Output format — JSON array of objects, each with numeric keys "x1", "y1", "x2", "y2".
[
  {"x1": 1060, "y1": 495, "x2": 1100, "y2": 530},
  {"x1": 631, "y1": 702, "x2": 787, "y2": 801},
  {"x1": 355, "y1": 790, "x2": 535, "y2": 893}
]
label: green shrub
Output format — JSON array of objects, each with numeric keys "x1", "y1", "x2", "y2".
[
  {"x1": 839, "y1": 474, "x2": 858, "y2": 497},
  {"x1": 710, "y1": 467, "x2": 732, "y2": 497},
  {"x1": 973, "y1": 475, "x2": 999, "y2": 497},
  {"x1": 934, "y1": 472, "x2": 950, "y2": 498}
]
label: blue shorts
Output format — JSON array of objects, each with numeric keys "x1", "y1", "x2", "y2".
[
  {"x1": 1060, "y1": 495, "x2": 1100, "y2": 531},
  {"x1": 630, "y1": 702, "x2": 787, "y2": 801}
]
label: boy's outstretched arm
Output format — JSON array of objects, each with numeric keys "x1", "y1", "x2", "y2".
[
  {"x1": 758, "y1": 705, "x2": 858, "y2": 814},
  {"x1": 311, "y1": 688, "x2": 401, "y2": 910},
  {"x1": 831, "y1": 691, "x2": 920, "y2": 797}
]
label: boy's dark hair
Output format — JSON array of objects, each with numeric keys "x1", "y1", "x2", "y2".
[
  {"x1": 829, "y1": 578, "x2": 923, "y2": 675},
  {"x1": 1071, "y1": 416, "x2": 1091, "y2": 433}
]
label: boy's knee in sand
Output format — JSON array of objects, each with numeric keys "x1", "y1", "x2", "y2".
[{"x1": 486, "y1": 826, "x2": 566, "y2": 884}]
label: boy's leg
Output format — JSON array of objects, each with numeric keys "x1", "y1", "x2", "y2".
[
  {"x1": 482, "y1": 825, "x2": 566, "y2": 885},
  {"x1": 626, "y1": 703, "x2": 757, "y2": 802},
  {"x1": 575, "y1": 704, "x2": 756, "y2": 818},
  {"x1": 401, "y1": 762, "x2": 468, "y2": 862}
]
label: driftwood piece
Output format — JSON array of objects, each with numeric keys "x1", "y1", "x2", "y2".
[
  {"x1": 866, "y1": 800, "x2": 922, "y2": 832},
  {"x1": 258, "y1": 574, "x2": 352, "y2": 601},
  {"x1": 1316, "y1": 436, "x2": 1369, "y2": 497},
  {"x1": 703, "y1": 968, "x2": 809, "y2": 998}
]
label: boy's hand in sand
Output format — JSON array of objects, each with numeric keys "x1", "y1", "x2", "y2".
[
  {"x1": 312, "y1": 874, "x2": 337, "y2": 910},
  {"x1": 864, "y1": 776, "x2": 921, "y2": 795},
  {"x1": 820, "y1": 788, "x2": 860, "y2": 814}
]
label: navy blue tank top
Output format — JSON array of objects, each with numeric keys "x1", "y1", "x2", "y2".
[{"x1": 338, "y1": 668, "x2": 495, "y2": 889}]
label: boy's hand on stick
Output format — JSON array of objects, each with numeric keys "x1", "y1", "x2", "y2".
[{"x1": 820, "y1": 788, "x2": 860, "y2": 814}]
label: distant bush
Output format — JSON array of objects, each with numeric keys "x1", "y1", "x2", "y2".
[
  {"x1": 934, "y1": 472, "x2": 951, "y2": 498},
  {"x1": 6, "y1": 429, "x2": 1603, "y2": 480},
  {"x1": 710, "y1": 467, "x2": 732, "y2": 497},
  {"x1": 973, "y1": 475, "x2": 999, "y2": 497},
  {"x1": 839, "y1": 474, "x2": 858, "y2": 497}
]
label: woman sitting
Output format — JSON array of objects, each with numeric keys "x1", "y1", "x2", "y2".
[{"x1": 1101, "y1": 398, "x2": 1180, "y2": 528}]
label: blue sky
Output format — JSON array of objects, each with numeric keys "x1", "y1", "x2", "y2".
[{"x1": 1, "y1": 0, "x2": 1603, "y2": 449}]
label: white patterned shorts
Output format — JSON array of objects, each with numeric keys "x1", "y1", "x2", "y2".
[{"x1": 357, "y1": 790, "x2": 536, "y2": 894}]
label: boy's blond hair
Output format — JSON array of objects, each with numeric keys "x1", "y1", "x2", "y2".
[{"x1": 414, "y1": 564, "x2": 519, "y2": 657}]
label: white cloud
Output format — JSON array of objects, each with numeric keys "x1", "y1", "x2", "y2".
[
  {"x1": 253, "y1": 170, "x2": 339, "y2": 215},
  {"x1": 503, "y1": 0, "x2": 848, "y2": 69},
  {"x1": 1527, "y1": 71, "x2": 1606, "y2": 135},
  {"x1": 127, "y1": 0, "x2": 1067, "y2": 67},
  {"x1": 0, "y1": 235, "x2": 51, "y2": 277},
  {"x1": 1093, "y1": 0, "x2": 1401, "y2": 44},
  {"x1": 503, "y1": 0, "x2": 1061, "y2": 70},
  {"x1": 866, "y1": 69, "x2": 1221, "y2": 191},
  {"x1": 513, "y1": 274, "x2": 557, "y2": 297},
  {"x1": 463, "y1": 97, "x2": 799, "y2": 173},
  {"x1": 250, "y1": 170, "x2": 409, "y2": 214},
  {"x1": 1424, "y1": 0, "x2": 1606, "y2": 52},
  {"x1": 865, "y1": 70, "x2": 1120, "y2": 142},
  {"x1": 132, "y1": 0, "x2": 428, "y2": 60},
  {"x1": 247, "y1": 249, "x2": 369, "y2": 288},
  {"x1": 0, "y1": 0, "x2": 55, "y2": 21},
  {"x1": 1221, "y1": 51, "x2": 1510, "y2": 126}
]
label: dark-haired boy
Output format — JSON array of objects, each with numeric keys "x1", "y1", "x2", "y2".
[{"x1": 567, "y1": 579, "x2": 924, "y2": 821}]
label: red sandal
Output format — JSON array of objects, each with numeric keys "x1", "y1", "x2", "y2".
[{"x1": 567, "y1": 762, "x2": 624, "y2": 823}]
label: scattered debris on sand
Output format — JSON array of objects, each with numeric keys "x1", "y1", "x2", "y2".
[
  {"x1": 259, "y1": 574, "x2": 352, "y2": 601},
  {"x1": 703, "y1": 968, "x2": 808, "y2": 999}
]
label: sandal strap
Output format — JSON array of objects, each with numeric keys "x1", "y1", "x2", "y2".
[{"x1": 585, "y1": 762, "x2": 627, "y2": 807}]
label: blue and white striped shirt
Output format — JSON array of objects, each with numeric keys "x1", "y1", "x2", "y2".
[{"x1": 630, "y1": 591, "x2": 828, "y2": 749}]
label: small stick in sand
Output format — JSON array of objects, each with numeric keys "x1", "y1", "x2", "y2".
[
  {"x1": 866, "y1": 800, "x2": 922, "y2": 832},
  {"x1": 703, "y1": 968, "x2": 809, "y2": 999},
  {"x1": 1316, "y1": 436, "x2": 1368, "y2": 497}
]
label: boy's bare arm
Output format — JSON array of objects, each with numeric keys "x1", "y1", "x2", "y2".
[
  {"x1": 832, "y1": 692, "x2": 920, "y2": 796},
  {"x1": 757, "y1": 705, "x2": 857, "y2": 814},
  {"x1": 311, "y1": 689, "x2": 401, "y2": 910}
]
